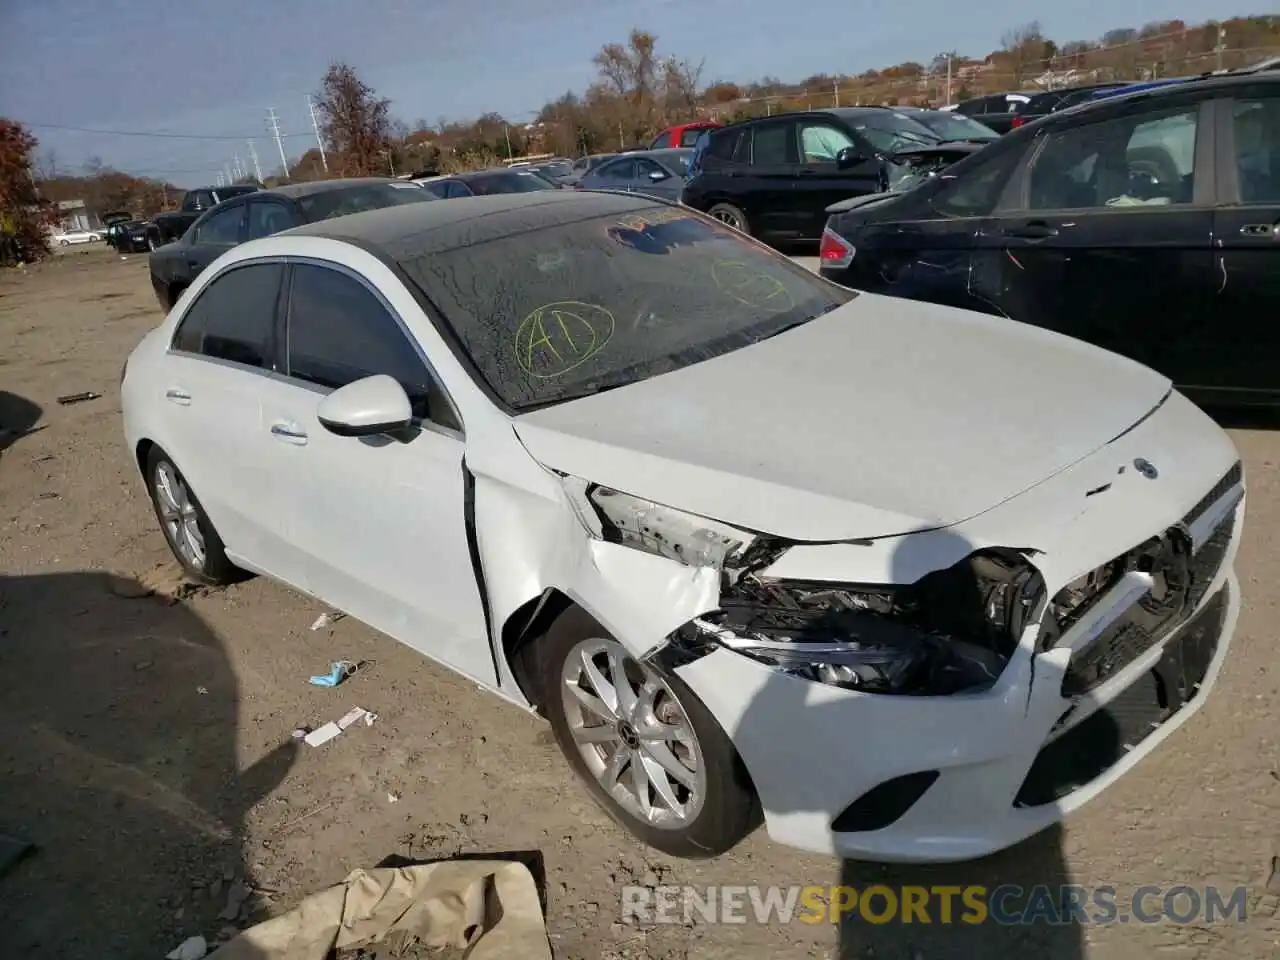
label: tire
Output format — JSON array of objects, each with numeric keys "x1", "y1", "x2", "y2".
[
  {"x1": 707, "y1": 202, "x2": 750, "y2": 235},
  {"x1": 538, "y1": 606, "x2": 760, "y2": 858},
  {"x1": 144, "y1": 446, "x2": 243, "y2": 586},
  {"x1": 147, "y1": 234, "x2": 157, "y2": 252},
  {"x1": 58, "y1": 239, "x2": 69, "y2": 247}
]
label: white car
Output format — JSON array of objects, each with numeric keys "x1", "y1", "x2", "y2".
[
  {"x1": 53, "y1": 228, "x2": 102, "y2": 246},
  {"x1": 121, "y1": 192, "x2": 1244, "y2": 862}
]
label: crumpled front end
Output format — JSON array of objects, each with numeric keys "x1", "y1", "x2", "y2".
[{"x1": 643, "y1": 391, "x2": 1244, "y2": 861}]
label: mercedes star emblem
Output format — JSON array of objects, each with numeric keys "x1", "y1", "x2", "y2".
[{"x1": 1134, "y1": 458, "x2": 1159, "y2": 480}]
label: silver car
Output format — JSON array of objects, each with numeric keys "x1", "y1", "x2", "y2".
[{"x1": 575, "y1": 148, "x2": 693, "y2": 201}]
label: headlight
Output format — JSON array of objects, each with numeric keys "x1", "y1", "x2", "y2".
[
  {"x1": 562, "y1": 479, "x2": 756, "y2": 570},
  {"x1": 677, "y1": 549, "x2": 1045, "y2": 696}
]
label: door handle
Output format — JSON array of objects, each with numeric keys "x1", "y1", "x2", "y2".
[
  {"x1": 1001, "y1": 222, "x2": 1058, "y2": 240},
  {"x1": 164, "y1": 388, "x2": 191, "y2": 406},
  {"x1": 270, "y1": 421, "x2": 308, "y2": 445},
  {"x1": 1239, "y1": 223, "x2": 1279, "y2": 238}
]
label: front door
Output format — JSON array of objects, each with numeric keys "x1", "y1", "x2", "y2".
[
  {"x1": 793, "y1": 118, "x2": 881, "y2": 238},
  {"x1": 257, "y1": 260, "x2": 493, "y2": 684},
  {"x1": 1210, "y1": 90, "x2": 1280, "y2": 398},
  {"x1": 979, "y1": 99, "x2": 1215, "y2": 383},
  {"x1": 160, "y1": 261, "x2": 288, "y2": 570}
]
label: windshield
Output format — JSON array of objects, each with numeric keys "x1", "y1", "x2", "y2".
[
  {"x1": 538, "y1": 162, "x2": 573, "y2": 179},
  {"x1": 298, "y1": 182, "x2": 433, "y2": 221},
  {"x1": 849, "y1": 112, "x2": 941, "y2": 154},
  {"x1": 909, "y1": 112, "x2": 998, "y2": 141},
  {"x1": 466, "y1": 171, "x2": 557, "y2": 195},
  {"x1": 400, "y1": 203, "x2": 852, "y2": 410}
]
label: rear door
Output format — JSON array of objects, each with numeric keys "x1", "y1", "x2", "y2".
[
  {"x1": 793, "y1": 116, "x2": 881, "y2": 238},
  {"x1": 979, "y1": 95, "x2": 1215, "y2": 383},
  {"x1": 738, "y1": 118, "x2": 801, "y2": 237},
  {"x1": 1211, "y1": 88, "x2": 1280, "y2": 398}
]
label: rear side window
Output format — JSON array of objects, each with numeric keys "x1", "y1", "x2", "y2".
[
  {"x1": 421, "y1": 180, "x2": 451, "y2": 198},
  {"x1": 286, "y1": 263, "x2": 451, "y2": 426},
  {"x1": 933, "y1": 147, "x2": 1022, "y2": 217},
  {"x1": 751, "y1": 120, "x2": 796, "y2": 164},
  {"x1": 707, "y1": 128, "x2": 743, "y2": 161},
  {"x1": 172, "y1": 262, "x2": 283, "y2": 369},
  {"x1": 597, "y1": 158, "x2": 637, "y2": 180}
]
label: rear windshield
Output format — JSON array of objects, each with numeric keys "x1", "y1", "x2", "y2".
[
  {"x1": 399, "y1": 204, "x2": 852, "y2": 410},
  {"x1": 908, "y1": 112, "x2": 999, "y2": 141},
  {"x1": 464, "y1": 171, "x2": 557, "y2": 195},
  {"x1": 297, "y1": 183, "x2": 434, "y2": 221}
]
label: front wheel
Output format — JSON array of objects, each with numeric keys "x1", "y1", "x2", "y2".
[
  {"x1": 539, "y1": 607, "x2": 759, "y2": 858},
  {"x1": 707, "y1": 202, "x2": 750, "y2": 235},
  {"x1": 145, "y1": 447, "x2": 243, "y2": 586},
  {"x1": 58, "y1": 239, "x2": 69, "y2": 246}
]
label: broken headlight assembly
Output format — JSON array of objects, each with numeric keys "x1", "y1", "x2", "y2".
[{"x1": 562, "y1": 479, "x2": 1046, "y2": 697}]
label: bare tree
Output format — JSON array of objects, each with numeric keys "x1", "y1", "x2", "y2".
[
  {"x1": 313, "y1": 62, "x2": 395, "y2": 177},
  {"x1": 34, "y1": 148, "x2": 58, "y2": 180},
  {"x1": 1001, "y1": 21, "x2": 1049, "y2": 86}
]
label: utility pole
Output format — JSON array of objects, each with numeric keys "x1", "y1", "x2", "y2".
[
  {"x1": 223, "y1": 163, "x2": 233, "y2": 186},
  {"x1": 247, "y1": 140, "x2": 264, "y2": 183},
  {"x1": 306, "y1": 95, "x2": 329, "y2": 172},
  {"x1": 618, "y1": 121, "x2": 624, "y2": 150},
  {"x1": 266, "y1": 108, "x2": 289, "y2": 176},
  {"x1": 215, "y1": 171, "x2": 225, "y2": 187},
  {"x1": 833, "y1": 79, "x2": 840, "y2": 107},
  {"x1": 504, "y1": 123, "x2": 513, "y2": 159},
  {"x1": 945, "y1": 55, "x2": 953, "y2": 105},
  {"x1": 1214, "y1": 25, "x2": 1226, "y2": 72},
  {"x1": 384, "y1": 151, "x2": 395, "y2": 177},
  {"x1": 232, "y1": 153, "x2": 244, "y2": 181}
]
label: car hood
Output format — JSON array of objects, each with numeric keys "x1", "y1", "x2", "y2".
[{"x1": 513, "y1": 294, "x2": 1172, "y2": 542}]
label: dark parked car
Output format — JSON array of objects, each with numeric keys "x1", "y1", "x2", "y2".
[
  {"x1": 574, "y1": 148, "x2": 693, "y2": 201},
  {"x1": 152, "y1": 185, "x2": 260, "y2": 244},
  {"x1": 149, "y1": 178, "x2": 433, "y2": 311},
  {"x1": 820, "y1": 72, "x2": 1280, "y2": 407},
  {"x1": 952, "y1": 92, "x2": 1033, "y2": 134},
  {"x1": 1005, "y1": 83, "x2": 1131, "y2": 130},
  {"x1": 416, "y1": 168, "x2": 560, "y2": 198},
  {"x1": 680, "y1": 108, "x2": 986, "y2": 242},
  {"x1": 109, "y1": 219, "x2": 161, "y2": 253},
  {"x1": 893, "y1": 108, "x2": 1000, "y2": 142}
]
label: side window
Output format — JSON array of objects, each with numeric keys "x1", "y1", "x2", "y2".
[
  {"x1": 600, "y1": 158, "x2": 638, "y2": 180},
  {"x1": 188, "y1": 190, "x2": 214, "y2": 211},
  {"x1": 1232, "y1": 96, "x2": 1280, "y2": 203},
  {"x1": 171, "y1": 263, "x2": 282, "y2": 369},
  {"x1": 194, "y1": 204, "x2": 244, "y2": 245},
  {"x1": 651, "y1": 131, "x2": 673, "y2": 149},
  {"x1": 246, "y1": 201, "x2": 297, "y2": 240},
  {"x1": 1027, "y1": 106, "x2": 1200, "y2": 211},
  {"x1": 797, "y1": 122, "x2": 855, "y2": 164},
  {"x1": 750, "y1": 120, "x2": 796, "y2": 165},
  {"x1": 286, "y1": 263, "x2": 456, "y2": 428},
  {"x1": 634, "y1": 158, "x2": 667, "y2": 180},
  {"x1": 707, "y1": 129, "x2": 742, "y2": 162},
  {"x1": 679, "y1": 128, "x2": 706, "y2": 147},
  {"x1": 933, "y1": 147, "x2": 1023, "y2": 217},
  {"x1": 421, "y1": 181, "x2": 450, "y2": 198},
  {"x1": 445, "y1": 181, "x2": 473, "y2": 198}
]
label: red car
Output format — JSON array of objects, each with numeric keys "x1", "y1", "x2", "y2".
[{"x1": 648, "y1": 120, "x2": 722, "y2": 149}]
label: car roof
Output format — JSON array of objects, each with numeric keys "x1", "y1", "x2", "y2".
[
  {"x1": 280, "y1": 190, "x2": 663, "y2": 257},
  {"x1": 1057, "y1": 70, "x2": 1280, "y2": 116},
  {"x1": 264, "y1": 177, "x2": 406, "y2": 199},
  {"x1": 450, "y1": 168, "x2": 537, "y2": 181}
]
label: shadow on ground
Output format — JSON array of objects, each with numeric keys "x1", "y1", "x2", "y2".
[
  {"x1": 0, "y1": 571, "x2": 292, "y2": 958},
  {"x1": 0, "y1": 390, "x2": 43, "y2": 456}
]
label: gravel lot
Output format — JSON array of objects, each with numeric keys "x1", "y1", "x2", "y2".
[{"x1": 1, "y1": 245, "x2": 1278, "y2": 960}]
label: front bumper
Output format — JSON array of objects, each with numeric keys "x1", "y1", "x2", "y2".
[{"x1": 672, "y1": 474, "x2": 1244, "y2": 863}]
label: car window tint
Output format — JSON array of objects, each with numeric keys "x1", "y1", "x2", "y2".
[
  {"x1": 422, "y1": 180, "x2": 451, "y2": 198},
  {"x1": 445, "y1": 181, "x2": 472, "y2": 198},
  {"x1": 1233, "y1": 97, "x2": 1280, "y2": 203},
  {"x1": 286, "y1": 263, "x2": 445, "y2": 425},
  {"x1": 651, "y1": 131, "x2": 672, "y2": 149},
  {"x1": 708, "y1": 129, "x2": 741, "y2": 161},
  {"x1": 1028, "y1": 106, "x2": 1199, "y2": 211},
  {"x1": 195, "y1": 204, "x2": 243, "y2": 244},
  {"x1": 246, "y1": 201, "x2": 297, "y2": 240},
  {"x1": 599, "y1": 158, "x2": 637, "y2": 180},
  {"x1": 172, "y1": 263, "x2": 282, "y2": 369},
  {"x1": 798, "y1": 122, "x2": 857, "y2": 163},
  {"x1": 752, "y1": 121, "x2": 794, "y2": 164},
  {"x1": 933, "y1": 147, "x2": 1022, "y2": 216}
]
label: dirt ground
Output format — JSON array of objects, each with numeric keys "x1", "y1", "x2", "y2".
[{"x1": 1, "y1": 245, "x2": 1278, "y2": 960}]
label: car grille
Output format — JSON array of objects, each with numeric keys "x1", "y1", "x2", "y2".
[
  {"x1": 1015, "y1": 584, "x2": 1228, "y2": 807},
  {"x1": 1058, "y1": 462, "x2": 1240, "y2": 698}
]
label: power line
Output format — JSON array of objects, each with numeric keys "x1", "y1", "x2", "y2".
[{"x1": 18, "y1": 120, "x2": 312, "y2": 140}]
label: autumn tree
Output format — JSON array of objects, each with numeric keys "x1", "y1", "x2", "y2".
[
  {"x1": 0, "y1": 119, "x2": 50, "y2": 265},
  {"x1": 1001, "y1": 21, "x2": 1052, "y2": 86},
  {"x1": 313, "y1": 62, "x2": 395, "y2": 177}
]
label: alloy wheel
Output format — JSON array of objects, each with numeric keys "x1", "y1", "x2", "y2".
[
  {"x1": 153, "y1": 462, "x2": 206, "y2": 571},
  {"x1": 560, "y1": 637, "x2": 706, "y2": 829},
  {"x1": 711, "y1": 208, "x2": 743, "y2": 230}
]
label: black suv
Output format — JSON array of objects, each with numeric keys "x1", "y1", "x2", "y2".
[
  {"x1": 820, "y1": 72, "x2": 1280, "y2": 407},
  {"x1": 681, "y1": 108, "x2": 985, "y2": 243}
]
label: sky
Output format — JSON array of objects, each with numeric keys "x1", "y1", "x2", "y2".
[{"x1": 0, "y1": 0, "x2": 1256, "y2": 187}]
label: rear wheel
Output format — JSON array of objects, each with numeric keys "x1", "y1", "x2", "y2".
[
  {"x1": 707, "y1": 202, "x2": 750, "y2": 235},
  {"x1": 145, "y1": 447, "x2": 243, "y2": 586},
  {"x1": 538, "y1": 606, "x2": 759, "y2": 858}
]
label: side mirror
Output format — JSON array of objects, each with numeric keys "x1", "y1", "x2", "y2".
[
  {"x1": 317, "y1": 374, "x2": 413, "y2": 438},
  {"x1": 836, "y1": 147, "x2": 864, "y2": 170},
  {"x1": 648, "y1": 169, "x2": 669, "y2": 181}
]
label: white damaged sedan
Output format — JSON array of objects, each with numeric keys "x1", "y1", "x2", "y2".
[{"x1": 121, "y1": 191, "x2": 1244, "y2": 862}]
